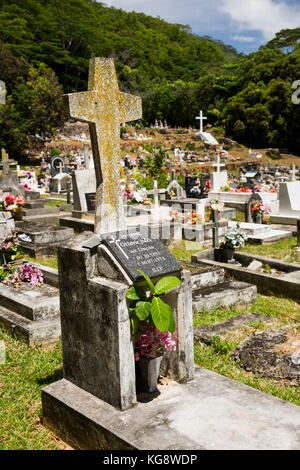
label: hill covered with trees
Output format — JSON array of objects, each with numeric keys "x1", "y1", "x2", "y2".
[{"x1": 0, "y1": 0, "x2": 300, "y2": 156}]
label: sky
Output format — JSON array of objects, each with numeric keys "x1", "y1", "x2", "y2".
[{"x1": 102, "y1": 0, "x2": 300, "y2": 54}]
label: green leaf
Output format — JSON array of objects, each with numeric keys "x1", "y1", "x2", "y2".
[
  {"x1": 151, "y1": 297, "x2": 171, "y2": 333},
  {"x1": 131, "y1": 316, "x2": 140, "y2": 336},
  {"x1": 126, "y1": 286, "x2": 140, "y2": 301},
  {"x1": 137, "y1": 269, "x2": 155, "y2": 295},
  {"x1": 135, "y1": 301, "x2": 151, "y2": 321},
  {"x1": 154, "y1": 276, "x2": 181, "y2": 295}
]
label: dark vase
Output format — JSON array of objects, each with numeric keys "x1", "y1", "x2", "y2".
[
  {"x1": 136, "y1": 355, "x2": 163, "y2": 393},
  {"x1": 252, "y1": 213, "x2": 262, "y2": 224},
  {"x1": 219, "y1": 248, "x2": 235, "y2": 262}
]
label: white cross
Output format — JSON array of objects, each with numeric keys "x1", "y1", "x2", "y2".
[
  {"x1": 109, "y1": 236, "x2": 129, "y2": 260},
  {"x1": 195, "y1": 110, "x2": 207, "y2": 133}
]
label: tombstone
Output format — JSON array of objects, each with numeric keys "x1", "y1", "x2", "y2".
[
  {"x1": 166, "y1": 171, "x2": 185, "y2": 200},
  {"x1": 185, "y1": 176, "x2": 197, "y2": 198},
  {"x1": 42, "y1": 59, "x2": 194, "y2": 449},
  {"x1": 52, "y1": 172, "x2": 72, "y2": 193},
  {"x1": 211, "y1": 153, "x2": 227, "y2": 191},
  {"x1": 50, "y1": 155, "x2": 65, "y2": 178},
  {"x1": 0, "y1": 211, "x2": 15, "y2": 240},
  {"x1": 72, "y1": 169, "x2": 96, "y2": 213}
]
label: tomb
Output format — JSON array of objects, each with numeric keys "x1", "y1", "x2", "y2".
[{"x1": 270, "y1": 182, "x2": 300, "y2": 225}]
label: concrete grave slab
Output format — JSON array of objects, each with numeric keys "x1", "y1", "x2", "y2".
[{"x1": 42, "y1": 367, "x2": 300, "y2": 450}]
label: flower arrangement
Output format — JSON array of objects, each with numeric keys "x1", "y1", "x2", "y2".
[
  {"x1": 20, "y1": 264, "x2": 44, "y2": 287},
  {"x1": 0, "y1": 263, "x2": 43, "y2": 288},
  {"x1": 1, "y1": 195, "x2": 15, "y2": 210},
  {"x1": 251, "y1": 202, "x2": 271, "y2": 216},
  {"x1": 24, "y1": 184, "x2": 31, "y2": 191},
  {"x1": 220, "y1": 224, "x2": 247, "y2": 250},
  {"x1": 126, "y1": 269, "x2": 180, "y2": 361},
  {"x1": 135, "y1": 323, "x2": 176, "y2": 360},
  {"x1": 206, "y1": 180, "x2": 211, "y2": 189},
  {"x1": 169, "y1": 210, "x2": 204, "y2": 225},
  {"x1": 15, "y1": 196, "x2": 24, "y2": 207},
  {"x1": 205, "y1": 199, "x2": 224, "y2": 214},
  {"x1": 0, "y1": 230, "x2": 22, "y2": 264}
]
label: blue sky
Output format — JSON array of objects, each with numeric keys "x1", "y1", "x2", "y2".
[{"x1": 103, "y1": 0, "x2": 300, "y2": 53}]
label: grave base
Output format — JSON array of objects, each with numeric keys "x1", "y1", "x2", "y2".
[
  {"x1": 0, "y1": 306, "x2": 60, "y2": 346},
  {"x1": 42, "y1": 367, "x2": 300, "y2": 450}
]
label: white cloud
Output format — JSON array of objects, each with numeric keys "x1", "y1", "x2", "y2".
[
  {"x1": 220, "y1": 0, "x2": 300, "y2": 41},
  {"x1": 233, "y1": 36, "x2": 257, "y2": 43}
]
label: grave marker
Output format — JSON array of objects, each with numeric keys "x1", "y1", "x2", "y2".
[
  {"x1": 195, "y1": 110, "x2": 207, "y2": 133},
  {"x1": 65, "y1": 58, "x2": 142, "y2": 234},
  {"x1": 101, "y1": 231, "x2": 182, "y2": 282}
]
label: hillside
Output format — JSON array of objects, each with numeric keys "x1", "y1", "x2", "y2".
[
  {"x1": 0, "y1": 0, "x2": 240, "y2": 94},
  {"x1": 0, "y1": 0, "x2": 300, "y2": 156}
]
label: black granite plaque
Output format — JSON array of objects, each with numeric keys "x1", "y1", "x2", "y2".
[
  {"x1": 85, "y1": 192, "x2": 96, "y2": 212},
  {"x1": 101, "y1": 231, "x2": 182, "y2": 282}
]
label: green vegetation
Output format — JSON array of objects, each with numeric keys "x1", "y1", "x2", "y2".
[
  {"x1": 23, "y1": 254, "x2": 58, "y2": 270},
  {"x1": 0, "y1": 330, "x2": 64, "y2": 450},
  {"x1": 194, "y1": 294, "x2": 300, "y2": 407},
  {"x1": 1, "y1": 1, "x2": 299, "y2": 156},
  {"x1": 240, "y1": 237, "x2": 300, "y2": 264}
]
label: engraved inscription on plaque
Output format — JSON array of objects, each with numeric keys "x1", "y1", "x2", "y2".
[{"x1": 101, "y1": 231, "x2": 182, "y2": 282}]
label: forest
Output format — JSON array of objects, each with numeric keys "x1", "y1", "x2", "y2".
[{"x1": 0, "y1": 0, "x2": 300, "y2": 156}]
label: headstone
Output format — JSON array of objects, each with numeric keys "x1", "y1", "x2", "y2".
[
  {"x1": 50, "y1": 155, "x2": 65, "y2": 177},
  {"x1": 65, "y1": 57, "x2": 142, "y2": 234},
  {"x1": 72, "y1": 169, "x2": 96, "y2": 212}
]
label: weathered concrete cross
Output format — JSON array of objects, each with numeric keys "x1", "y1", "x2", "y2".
[{"x1": 65, "y1": 58, "x2": 142, "y2": 234}]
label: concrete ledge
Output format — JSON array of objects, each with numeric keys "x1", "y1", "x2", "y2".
[
  {"x1": 193, "y1": 251, "x2": 300, "y2": 300},
  {"x1": 42, "y1": 367, "x2": 300, "y2": 450},
  {"x1": 0, "y1": 306, "x2": 60, "y2": 346},
  {"x1": 193, "y1": 280, "x2": 257, "y2": 312},
  {"x1": 0, "y1": 282, "x2": 60, "y2": 321}
]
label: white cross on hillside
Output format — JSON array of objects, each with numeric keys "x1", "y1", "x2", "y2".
[
  {"x1": 195, "y1": 110, "x2": 207, "y2": 133},
  {"x1": 65, "y1": 58, "x2": 142, "y2": 234}
]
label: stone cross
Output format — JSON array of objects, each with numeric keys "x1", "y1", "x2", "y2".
[
  {"x1": 65, "y1": 58, "x2": 142, "y2": 234},
  {"x1": 195, "y1": 110, "x2": 207, "y2": 133},
  {"x1": 58, "y1": 162, "x2": 63, "y2": 174}
]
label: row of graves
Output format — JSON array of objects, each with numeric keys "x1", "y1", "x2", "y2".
[{"x1": 0, "y1": 64, "x2": 299, "y2": 450}]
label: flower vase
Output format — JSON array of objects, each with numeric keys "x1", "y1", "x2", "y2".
[
  {"x1": 253, "y1": 213, "x2": 262, "y2": 224},
  {"x1": 13, "y1": 207, "x2": 22, "y2": 221},
  {"x1": 136, "y1": 355, "x2": 163, "y2": 393},
  {"x1": 205, "y1": 209, "x2": 211, "y2": 222}
]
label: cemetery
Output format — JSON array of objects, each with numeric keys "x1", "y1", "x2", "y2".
[{"x1": 0, "y1": 3, "x2": 300, "y2": 451}]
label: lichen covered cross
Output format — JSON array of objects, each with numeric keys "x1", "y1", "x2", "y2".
[{"x1": 65, "y1": 58, "x2": 142, "y2": 234}]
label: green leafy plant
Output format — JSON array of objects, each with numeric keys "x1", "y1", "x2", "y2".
[
  {"x1": 263, "y1": 264, "x2": 272, "y2": 274},
  {"x1": 126, "y1": 270, "x2": 181, "y2": 334}
]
